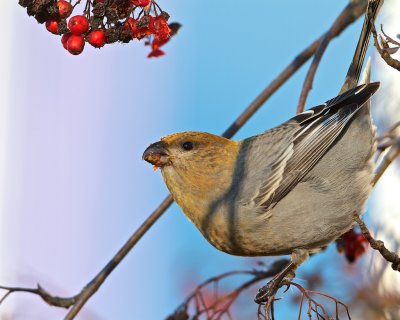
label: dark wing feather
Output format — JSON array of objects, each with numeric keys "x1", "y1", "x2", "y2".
[{"x1": 255, "y1": 82, "x2": 379, "y2": 211}]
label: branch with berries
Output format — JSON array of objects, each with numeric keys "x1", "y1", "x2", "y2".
[{"x1": 19, "y1": 0, "x2": 181, "y2": 56}]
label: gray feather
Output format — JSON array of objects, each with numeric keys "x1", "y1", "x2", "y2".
[{"x1": 239, "y1": 82, "x2": 379, "y2": 215}]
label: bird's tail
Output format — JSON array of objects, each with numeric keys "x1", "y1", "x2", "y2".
[{"x1": 340, "y1": 0, "x2": 383, "y2": 93}]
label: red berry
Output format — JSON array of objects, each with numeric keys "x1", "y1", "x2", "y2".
[
  {"x1": 61, "y1": 32, "x2": 72, "y2": 49},
  {"x1": 151, "y1": 35, "x2": 169, "y2": 50},
  {"x1": 131, "y1": 0, "x2": 151, "y2": 7},
  {"x1": 134, "y1": 15, "x2": 154, "y2": 39},
  {"x1": 355, "y1": 234, "x2": 367, "y2": 243},
  {"x1": 135, "y1": 27, "x2": 152, "y2": 39},
  {"x1": 57, "y1": 0, "x2": 72, "y2": 19},
  {"x1": 46, "y1": 20, "x2": 59, "y2": 34},
  {"x1": 87, "y1": 30, "x2": 106, "y2": 48},
  {"x1": 125, "y1": 17, "x2": 136, "y2": 30},
  {"x1": 67, "y1": 34, "x2": 85, "y2": 55},
  {"x1": 338, "y1": 229, "x2": 369, "y2": 263},
  {"x1": 150, "y1": 16, "x2": 170, "y2": 40},
  {"x1": 68, "y1": 15, "x2": 89, "y2": 35}
]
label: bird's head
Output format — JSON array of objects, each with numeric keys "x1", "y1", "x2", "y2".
[
  {"x1": 142, "y1": 132, "x2": 240, "y2": 218},
  {"x1": 142, "y1": 131, "x2": 238, "y2": 171}
]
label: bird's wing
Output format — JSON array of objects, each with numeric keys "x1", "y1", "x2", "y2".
[{"x1": 239, "y1": 82, "x2": 379, "y2": 214}]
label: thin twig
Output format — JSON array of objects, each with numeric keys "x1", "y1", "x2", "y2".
[
  {"x1": 182, "y1": 261, "x2": 288, "y2": 308},
  {"x1": 373, "y1": 137, "x2": 400, "y2": 187},
  {"x1": 371, "y1": 21, "x2": 400, "y2": 71},
  {"x1": 167, "y1": 260, "x2": 289, "y2": 320},
  {"x1": 375, "y1": 121, "x2": 400, "y2": 163},
  {"x1": 354, "y1": 215, "x2": 400, "y2": 271},
  {"x1": 223, "y1": 0, "x2": 367, "y2": 137},
  {"x1": 354, "y1": 214, "x2": 400, "y2": 272},
  {"x1": 296, "y1": 32, "x2": 332, "y2": 114},
  {"x1": 0, "y1": 285, "x2": 78, "y2": 308},
  {"x1": 289, "y1": 282, "x2": 351, "y2": 320},
  {"x1": 297, "y1": 0, "x2": 383, "y2": 114}
]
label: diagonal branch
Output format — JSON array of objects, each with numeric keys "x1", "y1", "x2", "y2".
[
  {"x1": 296, "y1": 32, "x2": 332, "y2": 114},
  {"x1": 224, "y1": 0, "x2": 368, "y2": 134}
]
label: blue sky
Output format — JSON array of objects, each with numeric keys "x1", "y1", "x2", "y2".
[{"x1": 0, "y1": 1, "x2": 378, "y2": 319}]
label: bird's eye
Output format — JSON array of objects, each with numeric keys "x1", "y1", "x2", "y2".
[{"x1": 182, "y1": 141, "x2": 193, "y2": 151}]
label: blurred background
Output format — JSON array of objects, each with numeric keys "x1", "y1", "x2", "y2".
[{"x1": 0, "y1": 0, "x2": 399, "y2": 319}]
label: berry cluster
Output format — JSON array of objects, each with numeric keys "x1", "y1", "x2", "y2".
[
  {"x1": 19, "y1": 0, "x2": 180, "y2": 57},
  {"x1": 336, "y1": 229, "x2": 369, "y2": 263}
]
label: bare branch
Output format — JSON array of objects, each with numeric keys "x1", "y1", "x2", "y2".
[
  {"x1": 225, "y1": 0, "x2": 369, "y2": 128},
  {"x1": 354, "y1": 215, "x2": 400, "y2": 271},
  {"x1": 166, "y1": 259, "x2": 289, "y2": 320},
  {"x1": 296, "y1": 32, "x2": 332, "y2": 114},
  {"x1": 0, "y1": 285, "x2": 78, "y2": 308},
  {"x1": 370, "y1": 19, "x2": 400, "y2": 70},
  {"x1": 373, "y1": 136, "x2": 400, "y2": 187},
  {"x1": 297, "y1": 0, "x2": 383, "y2": 114},
  {"x1": 65, "y1": 195, "x2": 174, "y2": 319},
  {"x1": 166, "y1": 259, "x2": 353, "y2": 320},
  {"x1": 288, "y1": 282, "x2": 351, "y2": 320}
]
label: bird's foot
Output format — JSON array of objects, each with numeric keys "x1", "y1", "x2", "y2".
[
  {"x1": 255, "y1": 250, "x2": 308, "y2": 304},
  {"x1": 254, "y1": 269, "x2": 295, "y2": 304},
  {"x1": 254, "y1": 279, "x2": 282, "y2": 304}
]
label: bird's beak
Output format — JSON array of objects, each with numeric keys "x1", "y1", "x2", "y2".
[{"x1": 142, "y1": 141, "x2": 170, "y2": 168}]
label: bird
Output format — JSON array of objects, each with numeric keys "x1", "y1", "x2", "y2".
[
  {"x1": 142, "y1": 0, "x2": 382, "y2": 304},
  {"x1": 143, "y1": 80, "x2": 379, "y2": 297}
]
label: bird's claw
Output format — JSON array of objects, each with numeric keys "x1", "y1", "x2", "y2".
[
  {"x1": 281, "y1": 282, "x2": 291, "y2": 294},
  {"x1": 254, "y1": 278, "x2": 282, "y2": 304},
  {"x1": 254, "y1": 275, "x2": 292, "y2": 304}
]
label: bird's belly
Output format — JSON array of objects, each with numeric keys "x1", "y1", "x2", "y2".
[{"x1": 234, "y1": 174, "x2": 372, "y2": 256}]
